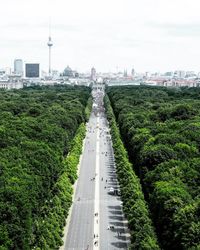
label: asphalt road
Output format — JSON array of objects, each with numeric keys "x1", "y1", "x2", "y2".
[{"x1": 64, "y1": 88, "x2": 130, "y2": 250}]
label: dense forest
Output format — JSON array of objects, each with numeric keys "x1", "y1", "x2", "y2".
[
  {"x1": 106, "y1": 86, "x2": 200, "y2": 250},
  {"x1": 0, "y1": 85, "x2": 91, "y2": 249}
]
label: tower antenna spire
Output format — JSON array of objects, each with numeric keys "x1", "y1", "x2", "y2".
[
  {"x1": 49, "y1": 17, "x2": 51, "y2": 37},
  {"x1": 47, "y1": 17, "x2": 53, "y2": 76}
]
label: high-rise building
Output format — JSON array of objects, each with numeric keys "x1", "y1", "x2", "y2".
[
  {"x1": 14, "y1": 59, "x2": 23, "y2": 75},
  {"x1": 123, "y1": 69, "x2": 127, "y2": 77},
  {"x1": 25, "y1": 63, "x2": 40, "y2": 78},
  {"x1": 91, "y1": 67, "x2": 96, "y2": 81}
]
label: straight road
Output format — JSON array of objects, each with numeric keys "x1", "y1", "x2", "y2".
[
  {"x1": 98, "y1": 113, "x2": 130, "y2": 249},
  {"x1": 64, "y1": 111, "x2": 97, "y2": 250},
  {"x1": 63, "y1": 87, "x2": 130, "y2": 250}
]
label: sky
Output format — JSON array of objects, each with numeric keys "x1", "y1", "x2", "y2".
[{"x1": 1, "y1": 0, "x2": 200, "y2": 73}]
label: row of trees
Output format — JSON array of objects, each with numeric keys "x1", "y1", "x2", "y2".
[
  {"x1": 106, "y1": 86, "x2": 200, "y2": 249},
  {"x1": 32, "y1": 123, "x2": 87, "y2": 249},
  {"x1": 104, "y1": 95, "x2": 160, "y2": 249},
  {"x1": 0, "y1": 85, "x2": 91, "y2": 249}
]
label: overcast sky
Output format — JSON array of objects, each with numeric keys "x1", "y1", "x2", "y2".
[{"x1": 1, "y1": 0, "x2": 200, "y2": 73}]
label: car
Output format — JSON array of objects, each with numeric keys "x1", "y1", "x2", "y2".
[{"x1": 108, "y1": 187, "x2": 114, "y2": 194}]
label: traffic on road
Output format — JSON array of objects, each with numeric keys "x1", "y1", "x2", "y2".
[{"x1": 62, "y1": 84, "x2": 130, "y2": 249}]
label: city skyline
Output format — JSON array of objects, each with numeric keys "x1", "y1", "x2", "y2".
[{"x1": 1, "y1": 0, "x2": 200, "y2": 73}]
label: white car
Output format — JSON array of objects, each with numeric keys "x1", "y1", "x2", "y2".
[{"x1": 108, "y1": 187, "x2": 114, "y2": 194}]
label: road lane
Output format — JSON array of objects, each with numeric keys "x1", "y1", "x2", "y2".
[
  {"x1": 63, "y1": 86, "x2": 131, "y2": 250},
  {"x1": 98, "y1": 110, "x2": 131, "y2": 250},
  {"x1": 64, "y1": 113, "x2": 97, "y2": 250},
  {"x1": 93, "y1": 116, "x2": 100, "y2": 249}
]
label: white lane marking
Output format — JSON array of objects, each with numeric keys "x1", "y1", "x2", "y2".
[{"x1": 93, "y1": 116, "x2": 100, "y2": 249}]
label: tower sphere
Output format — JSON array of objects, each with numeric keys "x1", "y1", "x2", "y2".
[{"x1": 47, "y1": 37, "x2": 53, "y2": 47}]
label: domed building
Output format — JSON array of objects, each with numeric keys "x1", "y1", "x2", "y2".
[{"x1": 63, "y1": 66, "x2": 74, "y2": 77}]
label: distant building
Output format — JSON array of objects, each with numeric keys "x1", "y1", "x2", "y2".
[
  {"x1": 145, "y1": 72, "x2": 150, "y2": 78},
  {"x1": 152, "y1": 72, "x2": 160, "y2": 77},
  {"x1": 0, "y1": 80, "x2": 23, "y2": 90},
  {"x1": 52, "y1": 70, "x2": 60, "y2": 78},
  {"x1": 164, "y1": 72, "x2": 173, "y2": 78},
  {"x1": 174, "y1": 70, "x2": 185, "y2": 79},
  {"x1": 91, "y1": 67, "x2": 96, "y2": 81},
  {"x1": 185, "y1": 71, "x2": 196, "y2": 78},
  {"x1": 14, "y1": 59, "x2": 23, "y2": 75},
  {"x1": 131, "y1": 68, "x2": 135, "y2": 77},
  {"x1": 0, "y1": 69, "x2": 6, "y2": 76},
  {"x1": 74, "y1": 72, "x2": 79, "y2": 78},
  {"x1": 63, "y1": 66, "x2": 74, "y2": 77},
  {"x1": 123, "y1": 69, "x2": 127, "y2": 77},
  {"x1": 25, "y1": 63, "x2": 40, "y2": 78},
  {"x1": 0, "y1": 68, "x2": 11, "y2": 75}
]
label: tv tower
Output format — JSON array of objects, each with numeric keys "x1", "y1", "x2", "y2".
[{"x1": 47, "y1": 19, "x2": 53, "y2": 76}]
